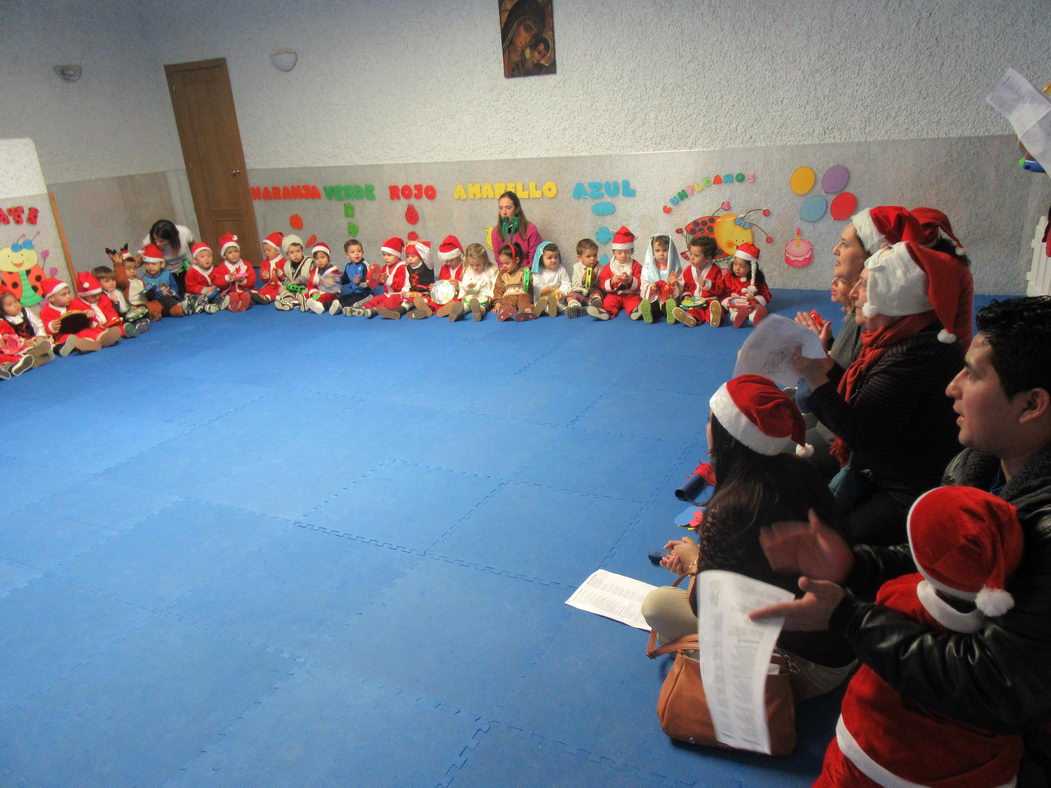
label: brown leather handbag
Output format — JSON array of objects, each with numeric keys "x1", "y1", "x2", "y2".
[{"x1": 645, "y1": 580, "x2": 798, "y2": 756}]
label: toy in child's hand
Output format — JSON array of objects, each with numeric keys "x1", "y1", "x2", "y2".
[
  {"x1": 2, "y1": 333, "x2": 21, "y2": 355},
  {"x1": 809, "y1": 311, "x2": 826, "y2": 329}
]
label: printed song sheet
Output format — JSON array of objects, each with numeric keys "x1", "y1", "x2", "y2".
[
  {"x1": 697, "y1": 570, "x2": 794, "y2": 754},
  {"x1": 733, "y1": 314, "x2": 827, "y2": 388},
  {"x1": 565, "y1": 570, "x2": 657, "y2": 631},
  {"x1": 987, "y1": 68, "x2": 1051, "y2": 175}
]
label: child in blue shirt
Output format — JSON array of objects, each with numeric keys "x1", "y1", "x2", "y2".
[{"x1": 334, "y1": 238, "x2": 373, "y2": 315}]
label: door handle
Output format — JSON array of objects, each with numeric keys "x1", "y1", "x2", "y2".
[{"x1": 231, "y1": 169, "x2": 241, "y2": 176}]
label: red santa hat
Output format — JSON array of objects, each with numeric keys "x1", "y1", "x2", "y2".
[
  {"x1": 610, "y1": 226, "x2": 635, "y2": 250},
  {"x1": 42, "y1": 277, "x2": 71, "y2": 298},
  {"x1": 381, "y1": 237, "x2": 404, "y2": 258},
  {"x1": 908, "y1": 486, "x2": 1023, "y2": 617},
  {"x1": 406, "y1": 239, "x2": 431, "y2": 266},
  {"x1": 191, "y1": 242, "x2": 211, "y2": 260},
  {"x1": 734, "y1": 242, "x2": 761, "y2": 285},
  {"x1": 75, "y1": 271, "x2": 103, "y2": 296},
  {"x1": 141, "y1": 243, "x2": 166, "y2": 263},
  {"x1": 850, "y1": 206, "x2": 921, "y2": 254},
  {"x1": 262, "y1": 231, "x2": 284, "y2": 250},
  {"x1": 219, "y1": 234, "x2": 240, "y2": 255},
  {"x1": 311, "y1": 242, "x2": 331, "y2": 258},
  {"x1": 709, "y1": 374, "x2": 813, "y2": 457},
  {"x1": 911, "y1": 207, "x2": 966, "y2": 256},
  {"x1": 861, "y1": 241, "x2": 964, "y2": 344},
  {"x1": 437, "y1": 235, "x2": 464, "y2": 262}
]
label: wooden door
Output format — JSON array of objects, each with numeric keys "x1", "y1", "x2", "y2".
[{"x1": 164, "y1": 58, "x2": 259, "y2": 256}]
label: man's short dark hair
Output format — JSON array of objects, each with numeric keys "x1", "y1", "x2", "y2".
[{"x1": 976, "y1": 296, "x2": 1051, "y2": 397}]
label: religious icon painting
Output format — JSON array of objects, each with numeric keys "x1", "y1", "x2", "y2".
[{"x1": 500, "y1": 0, "x2": 556, "y2": 79}]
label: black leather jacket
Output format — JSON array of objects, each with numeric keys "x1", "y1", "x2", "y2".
[{"x1": 830, "y1": 444, "x2": 1051, "y2": 783}]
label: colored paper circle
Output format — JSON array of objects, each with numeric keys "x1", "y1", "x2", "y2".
[
  {"x1": 289, "y1": 214, "x2": 304, "y2": 230},
  {"x1": 789, "y1": 166, "x2": 816, "y2": 195},
  {"x1": 799, "y1": 195, "x2": 828, "y2": 222},
  {"x1": 591, "y1": 201, "x2": 616, "y2": 216},
  {"x1": 595, "y1": 226, "x2": 613, "y2": 245},
  {"x1": 821, "y1": 165, "x2": 850, "y2": 194},
  {"x1": 829, "y1": 192, "x2": 858, "y2": 220}
]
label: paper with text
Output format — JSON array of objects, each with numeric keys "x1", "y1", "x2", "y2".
[
  {"x1": 697, "y1": 570, "x2": 793, "y2": 754},
  {"x1": 987, "y1": 68, "x2": 1051, "y2": 175},
  {"x1": 733, "y1": 314, "x2": 827, "y2": 388},
  {"x1": 565, "y1": 570, "x2": 657, "y2": 631}
]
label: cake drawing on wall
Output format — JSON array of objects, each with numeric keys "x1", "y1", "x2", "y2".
[{"x1": 500, "y1": 0, "x2": 556, "y2": 78}]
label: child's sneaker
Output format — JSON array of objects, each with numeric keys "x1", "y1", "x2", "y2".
[
  {"x1": 732, "y1": 308, "x2": 747, "y2": 328},
  {"x1": 343, "y1": 306, "x2": 356, "y2": 317},
  {"x1": 220, "y1": 295, "x2": 231, "y2": 310},
  {"x1": 204, "y1": 303, "x2": 220, "y2": 314},
  {"x1": 630, "y1": 306, "x2": 643, "y2": 320},
  {"x1": 447, "y1": 301, "x2": 465, "y2": 322},
  {"x1": 470, "y1": 300, "x2": 484, "y2": 321},
  {"x1": 0, "y1": 363, "x2": 11, "y2": 380},
  {"x1": 532, "y1": 295, "x2": 548, "y2": 317},
  {"x1": 436, "y1": 302, "x2": 456, "y2": 318},
  {"x1": 751, "y1": 305, "x2": 768, "y2": 326},
  {"x1": 640, "y1": 299, "x2": 654, "y2": 324},
  {"x1": 408, "y1": 307, "x2": 429, "y2": 319},
  {"x1": 59, "y1": 336, "x2": 78, "y2": 356},
  {"x1": 587, "y1": 305, "x2": 610, "y2": 320},
  {"x1": 274, "y1": 294, "x2": 293, "y2": 311},
  {"x1": 709, "y1": 300, "x2": 723, "y2": 327},
  {"x1": 123, "y1": 322, "x2": 140, "y2": 338},
  {"x1": 497, "y1": 307, "x2": 515, "y2": 322},
  {"x1": 376, "y1": 307, "x2": 402, "y2": 320},
  {"x1": 412, "y1": 302, "x2": 433, "y2": 318},
  {"x1": 567, "y1": 303, "x2": 583, "y2": 319},
  {"x1": 673, "y1": 307, "x2": 697, "y2": 327},
  {"x1": 306, "y1": 298, "x2": 325, "y2": 314},
  {"x1": 665, "y1": 297, "x2": 678, "y2": 324},
  {"x1": 514, "y1": 309, "x2": 536, "y2": 322},
  {"x1": 134, "y1": 318, "x2": 151, "y2": 332},
  {"x1": 328, "y1": 299, "x2": 342, "y2": 315},
  {"x1": 10, "y1": 356, "x2": 33, "y2": 376},
  {"x1": 546, "y1": 297, "x2": 558, "y2": 317}
]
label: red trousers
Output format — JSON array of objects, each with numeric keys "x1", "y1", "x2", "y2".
[{"x1": 602, "y1": 293, "x2": 641, "y2": 317}]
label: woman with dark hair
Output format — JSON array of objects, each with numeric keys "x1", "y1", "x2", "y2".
[
  {"x1": 643, "y1": 375, "x2": 856, "y2": 699},
  {"x1": 489, "y1": 191, "x2": 543, "y2": 267},
  {"x1": 141, "y1": 219, "x2": 195, "y2": 295}
]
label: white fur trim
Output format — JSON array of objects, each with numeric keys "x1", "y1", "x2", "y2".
[
  {"x1": 45, "y1": 281, "x2": 70, "y2": 297},
  {"x1": 754, "y1": 295, "x2": 767, "y2": 306},
  {"x1": 862, "y1": 302, "x2": 878, "y2": 318},
  {"x1": 610, "y1": 241, "x2": 634, "y2": 250},
  {"x1": 976, "y1": 586, "x2": 1014, "y2": 617},
  {"x1": 937, "y1": 328, "x2": 957, "y2": 344},
  {"x1": 709, "y1": 383, "x2": 795, "y2": 456},
  {"x1": 437, "y1": 247, "x2": 462, "y2": 262},
  {"x1": 863, "y1": 244, "x2": 930, "y2": 318},
  {"x1": 263, "y1": 238, "x2": 280, "y2": 249},
  {"x1": 380, "y1": 245, "x2": 402, "y2": 257},
  {"x1": 917, "y1": 579, "x2": 985, "y2": 633},
  {"x1": 734, "y1": 248, "x2": 757, "y2": 262},
  {"x1": 795, "y1": 443, "x2": 814, "y2": 458},
  {"x1": 850, "y1": 210, "x2": 882, "y2": 254},
  {"x1": 220, "y1": 238, "x2": 240, "y2": 255}
]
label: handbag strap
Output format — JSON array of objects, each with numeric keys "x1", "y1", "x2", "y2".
[
  {"x1": 645, "y1": 573, "x2": 695, "y2": 657},
  {"x1": 647, "y1": 633, "x2": 699, "y2": 659}
]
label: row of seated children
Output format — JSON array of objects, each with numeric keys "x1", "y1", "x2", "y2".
[{"x1": 249, "y1": 225, "x2": 772, "y2": 325}]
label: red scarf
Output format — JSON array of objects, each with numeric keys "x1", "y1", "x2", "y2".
[{"x1": 830, "y1": 312, "x2": 936, "y2": 467}]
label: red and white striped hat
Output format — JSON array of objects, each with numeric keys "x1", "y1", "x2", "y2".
[{"x1": 709, "y1": 374, "x2": 812, "y2": 457}]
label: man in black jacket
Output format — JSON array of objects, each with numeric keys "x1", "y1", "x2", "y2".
[{"x1": 751, "y1": 296, "x2": 1051, "y2": 784}]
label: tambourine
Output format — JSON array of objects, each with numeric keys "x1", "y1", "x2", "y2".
[
  {"x1": 58, "y1": 310, "x2": 92, "y2": 334},
  {"x1": 1, "y1": 334, "x2": 21, "y2": 355},
  {"x1": 430, "y1": 280, "x2": 457, "y2": 305},
  {"x1": 125, "y1": 306, "x2": 149, "y2": 322},
  {"x1": 286, "y1": 283, "x2": 306, "y2": 293},
  {"x1": 727, "y1": 296, "x2": 752, "y2": 310}
]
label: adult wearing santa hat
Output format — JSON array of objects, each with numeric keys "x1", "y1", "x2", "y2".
[
  {"x1": 643, "y1": 375, "x2": 855, "y2": 699},
  {"x1": 794, "y1": 240, "x2": 966, "y2": 545}
]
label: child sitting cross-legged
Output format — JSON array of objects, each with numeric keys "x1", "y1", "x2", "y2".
[
  {"x1": 0, "y1": 290, "x2": 53, "y2": 367},
  {"x1": 639, "y1": 233, "x2": 682, "y2": 324},
  {"x1": 566, "y1": 238, "x2": 603, "y2": 319},
  {"x1": 39, "y1": 277, "x2": 120, "y2": 355},
  {"x1": 450, "y1": 243, "x2": 497, "y2": 322},
  {"x1": 212, "y1": 234, "x2": 256, "y2": 312},
  {"x1": 350, "y1": 237, "x2": 408, "y2": 320},
  {"x1": 93, "y1": 265, "x2": 152, "y2": 331},
  {"x1": 429, "y1": 235, "x2": 467, "y2": 320},
  {"x1": 493, "y1": 242, "x2": 535, "y2": 322},
  {"x1": 332, "y1": 238, "x2": 372, "y2": 315},
  {"x1": 182, "y1": 242, "x2": 224, "y2": 314},
  {"x1": 590, "y1": 225, "x2": 642, "y2": 320},
  {"x1": 256, "y1": 231, "x2": 287, "y2": 304},
  {"x1": 403, "y1": 240, "x2": 436, "y2": 319},
  {"x1": 303, "y1": 242, "x2": 341, "y2": 314},
  {"x1": 76, "y1": 271, "x2": 136, "y2": 338},
  {"x1": 531, "y1": 241, "x2": 570, "y2": 318},
  {"x1": 140, "y1": 244, "x2": 187, "y2": 316},
  {"x1": 673, "y1": 235, "x2": 725, "y2": 327},
  {"x1": 275, "y1": 234, "x2": 310, "y2": 311}
]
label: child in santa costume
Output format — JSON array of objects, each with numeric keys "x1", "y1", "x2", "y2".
[
  {"x1": 453, "y1": 243, "x2": 497, "y2": 322},
  {"x1": 816, "y1": 486, "x2": 1025, "y2": 788},
  {"x1": 76, "y1": 271, "x2": 137, "y2": 338},
  {"x1": 0, "y1": 290, "x2": 53, "y2": 367},
  {"x1": 39, "y1": 277, "x2": 119, "y2": 354},
  {"x1": 257, "y1": 231, "x2": 287, "y2": 303},
  {"x1": 493, "y1": 242, "x2": 536, "y2": 321},
  {"x1": 303, "y1": 242, "x2": 341, "y2": 314},
  {"x1": 274, "y1": 234, "x2": 311, "y2": 311},
  {"x1": 403, "y1": 240, "x2": 435, "y2": 319},
  {"x1": 590, "y1": 225, "x2": 642, "y2": 320},
  {"x1": 567, "y1": 238, "x2": 603, "y2": 319},
  {"x1": 721, "y1": 242, "x2": 772, "y2": 328},
  {"x1": 332, "y1": 238, "x2": 371, "y2": 315},
  {"x1": 182, "y1": 242, "x2": 224, "y2": 314},
  {"x1": 639, "y1": 233, "x2": 682, "y2": 324},
  {"x1": 0, "y1": 319, "x2": 35, "y2": 378},
  {"x1": 673, "y1": 235, "x2": 726, "y2": 327},
  {"x1": 212, "y1": 234, "x2": 256, "y2": 312},
  {"x1": 350, "y1": 237, "x2": 408, "y2": 320},
  {"x1": 531, "y1": 241, "x2": 571, "y2": 318},
  {"x1": 428, "y1": 235, "x2": 467, "y2": 320}
]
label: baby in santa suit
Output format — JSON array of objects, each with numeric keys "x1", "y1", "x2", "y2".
[
  {"x1": 589, "y1": 225, "x2": 642, "y2": 320},
  {"x1": 673, "y1": 234, "x2": 726, "y2": 327},
  {"x1": 816, "y1": 485, "x2": 1024, "y2": 788},
  {"x1": 182, "y1": 242, "x2": 224, "y2": 314},
  {"x1": 76, "y1": 271, "x2": 139, "y2": 338},
  {"x1": 212, "y1": 234, "x2": 257, "y2": 312},
  {"x1": 39, "y1": 277, "x2": 120, "y2": 354},
  {"x1": 350, "y1": 237, "x2": 409, "y2": 320},
  {"x1": 721, "y1": 242, "x2": 772, "y2": 328},
  {"x1": 257, "y1": 231, "x2": 288, "y2": 303}
]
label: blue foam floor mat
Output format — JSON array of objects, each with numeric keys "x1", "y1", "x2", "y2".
[{"x1": 0, "y1": 290, "x2": 999, "y2": 785}]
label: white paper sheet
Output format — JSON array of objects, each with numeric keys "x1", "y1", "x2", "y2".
[
  {"x1": 986, "y1": 68, "x2": 1051, "y2": 175},
  {"x1": 565, "y1": 569, "x2": 657, "y2": 631},
  {"x1": 733, "y1": 314, "x2": 827, "y2": 387},
  {"x1": 696, "y1": 570, "x2": 794, "y2": 755}
]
